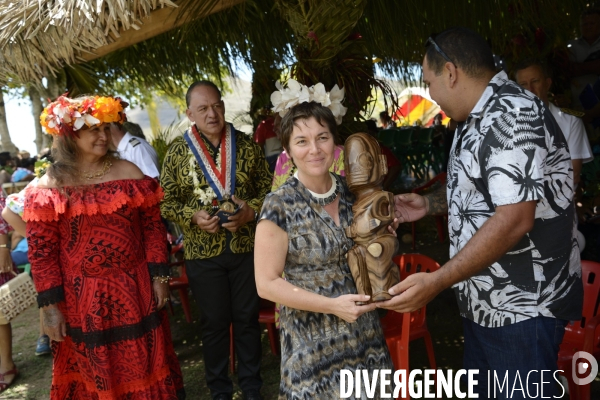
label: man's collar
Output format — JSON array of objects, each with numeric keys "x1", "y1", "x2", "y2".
[
  {"x1": 117, "y1": 131, "x2": 133, "y2": 152},
  {"x1": 469, "y1": 70, "x2": 509, "y2": 119}
]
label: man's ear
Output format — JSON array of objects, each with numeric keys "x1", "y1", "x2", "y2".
[
  {"x1": 185, "y1": 108, "x2": 194, "y2": 122},
  {"x1": 446, "y1": 62, "x2": 458, "y2": 88}
]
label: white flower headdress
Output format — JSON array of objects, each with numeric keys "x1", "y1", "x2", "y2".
[{"x1": 270, "y1": 79, "x2": 348, "y2": 125}]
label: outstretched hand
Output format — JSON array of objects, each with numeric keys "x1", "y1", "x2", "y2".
[
  {"x1": 376, "y1": 272, "x2": 442, "y2": 313},
  {"x1": 393, "y1": 193, "x2": 428, "y2": 223}
]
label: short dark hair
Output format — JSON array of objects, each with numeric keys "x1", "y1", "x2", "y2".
[
  {"x1": 513, "y1": 58, "x2": 552, "y2": 80},
  {"x1": 279, "y1": 102, "x2": 338, "y2": 152},
  {"x1": 582, "y1": 7, "x2": 600, "y2": 18},
  {"x1": 379, "y1": 111, "x2": 391, "y2": 124},
  {"x1": 185, "y1": 80, "x2": 222, "y2": 108},
  {"x1": 425, "y1": 27, "x2": 495, "y2": 78}
]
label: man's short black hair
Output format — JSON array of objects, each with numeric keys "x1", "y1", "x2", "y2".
[
  {"x1": 582, "y1": 7, "x2": 600, "y2": 18},
  {"x1": 425, "y1": 27, "x2": 496, "y2": 78},
  {"x1": 185, "y1": 81, "x2": 222, "y2": 108},
  {"x1": 513, "y1": 58, "x2": 552, "y2": 80}
]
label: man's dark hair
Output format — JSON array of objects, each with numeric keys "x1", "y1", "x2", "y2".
[
  {"x1": 19, "y1": 157, "x2": 35, "y2": 169},
  {"x1": 582, "y1": 7, "x2": 600, "y2": 18},
  {"x1": 379, "y1": 111, "x2": 392, "y2": 124},
  {"x1": 185, "y1": 80, "x2": 222, "y2": 108},
  {"x1": 278, "y1": 102, "x2": 338, "y2": 152},
  {"x1": 425, "y1": 27, "x2": 496, "y2": 78},
  {"x1": 0, "y1": 152, "x2": 10, "y2": 167},
  {"x1": 513, "y1": 58, "x2": 552, "y2": 80}
]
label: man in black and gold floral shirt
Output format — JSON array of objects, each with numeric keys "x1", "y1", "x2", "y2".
[{"x1": 160, "y1": 81, "x2": 271, "y2": 400}]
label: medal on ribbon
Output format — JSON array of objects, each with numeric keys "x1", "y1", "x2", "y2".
[{"x1": 184, "y1": 123, "x2": 237, "y2": 213}]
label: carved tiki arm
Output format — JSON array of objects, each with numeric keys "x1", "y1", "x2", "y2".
[{"x1": 344, "y1": 133, "x2": 400, "y2": 303}]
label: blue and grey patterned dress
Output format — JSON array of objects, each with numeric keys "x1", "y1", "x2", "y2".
[{"x1": 259, "y1": 175, "x2": 393, "y2": 399}]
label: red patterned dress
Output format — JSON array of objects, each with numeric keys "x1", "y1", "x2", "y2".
[{"x1": 23, "y1": 178, "x2": 185, "y2": 400}]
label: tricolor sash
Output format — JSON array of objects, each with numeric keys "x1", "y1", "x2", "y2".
[{"x1": 184, "y1": 123, "x2": 237, "y2": 200}]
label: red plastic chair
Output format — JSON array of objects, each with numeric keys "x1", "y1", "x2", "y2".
[
  {"x1": 392, "y1": 254, "x2": 440, "y2": 371},
  {"x1": 230, "y1": 298, "x2": 280, "y2": 374},
  {"x1": 411, "y1": 172, "x2": 447, "y2": 250},
  {"x1": 557, "y1": 260, "x2": 600, "y2": 400},
  {"x1": 168, "y1": 260, "x2": 193, "y2": 323},
  {"x1": 259, "y1": 299, "x2": 280, "y2": 356},
  {"x1": 380, "y1": 307, "x2": 412, "y2": 372}
]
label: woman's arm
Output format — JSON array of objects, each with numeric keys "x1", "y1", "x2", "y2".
[
  {"x1": 0, "y1": 233, "x2": 12, "y2": 274},
  {"x1": 254, "y1": 220, "x2": 375, "y2": 323}
]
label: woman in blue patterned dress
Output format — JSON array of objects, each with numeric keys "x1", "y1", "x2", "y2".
[{"x1": 255, "y1": 98, "x2": 396, "y2": 399}]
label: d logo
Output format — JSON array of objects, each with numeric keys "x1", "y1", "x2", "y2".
[{"x1": 572, "y1": 351, "x2": 598, "y2": 386}]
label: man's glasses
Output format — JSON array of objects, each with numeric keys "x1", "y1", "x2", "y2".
[{"x1": 426, "y1": 36, "x2": 455, "y2": 66}]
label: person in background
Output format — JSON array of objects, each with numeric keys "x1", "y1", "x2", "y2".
[
  {"x1": 365, "y1": 119, "x2": 402, "y2": 191},
  {"x1": 384, "y1": 28, "x2": 581, "y2": 398},
  {"x1": 567, "y1": 7, "x2": 600, "y2": 114},
  {"x1": 0, "y1": 197, "x2": 19, "y2": 393},
  {"x1": 0, "y1": 153, "x2": 13, "y2": 185},
  {"x1": 2, "y1": 172, "x2": 49, "y2": 356},
  {"x1": 110, "y1": 121, "x2": 160, "y2": 178},
  {"x1": 253, "y1": 111, "x2": 282, "y2": 172},
  {"x1": 161, "y1": 81, "x2": 270, "y2": 400},
  {"x1": 379, "y1": 110, "x2": 396, "y2": 129},
  {"x1": 11, "y1": 158, "x2": 35, "y2": 183},
  {"x1": 123, "y1": 121, "x2": 148, "y2": 140},
  {"x1": 25, "y1": 95, "x2": 185, "y2": 399},
  {"x1": 515, "y1": 58, "x2": 593, "y2": 188}
]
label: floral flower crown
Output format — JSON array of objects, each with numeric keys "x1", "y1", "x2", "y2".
[
  {"x1": 40, "y1": 95, "x2": 128, "y2": 137},
  {"x1": 270, "y1": 79, "x2": 348, "y2": 125}
]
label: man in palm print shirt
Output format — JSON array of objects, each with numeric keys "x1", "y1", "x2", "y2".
[{"x1": 381, "y1": 28, "x2": 582, "y2": 398}]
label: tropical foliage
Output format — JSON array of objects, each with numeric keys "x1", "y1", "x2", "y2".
[{"x1": 0, "y1": 0, "x2": 594, "y2": 137}]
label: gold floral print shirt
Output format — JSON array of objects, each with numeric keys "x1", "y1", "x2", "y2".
[{"x1": 160, "y1": 128, "x2": 272, "y2": 260}]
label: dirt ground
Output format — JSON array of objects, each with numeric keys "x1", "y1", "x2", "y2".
[{"x1": 2, "y1": 217, "x2": 599, "y2": 399}]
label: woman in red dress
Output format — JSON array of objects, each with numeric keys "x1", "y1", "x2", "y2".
[{"x1": 24, "y1": 95, "x2": 185, "y2": 399}]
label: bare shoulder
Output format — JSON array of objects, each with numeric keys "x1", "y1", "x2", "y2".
[
  {"x1": 36, "y1": 173, "x2": 58, "y2": 189},
  {"x1": 112, "y1": 159, "x2": 145, "y2": 180}
]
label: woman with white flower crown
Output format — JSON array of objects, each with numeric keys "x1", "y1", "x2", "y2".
[{"x1": 255, "y1": 81, "x2": 396, "y2": 399}]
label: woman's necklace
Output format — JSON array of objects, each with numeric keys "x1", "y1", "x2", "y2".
[
  {"x1": 80, "y1": 160, "x2": 112, "y2": 180},
  {"x1": 294, "y1": 171, "x2": 339, "y2": 206}
]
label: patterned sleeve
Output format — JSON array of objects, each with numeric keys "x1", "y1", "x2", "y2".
[
  {"x1": 259, "y1": 192, "x2": 287, "y2": 232},
  {"x1": 160, "y1": 138, "x2": 201, "y2": 227},
  {"x1": 246, "y1": 141, "x2": 274, "y2": 216},
  {"x1": 481, "y1": 109, "x2": 550, "y2": 207},
  {"x1": 140, "y1": 202, "x2": 170, "y2": 278},
  {"x1": 26, "y1": 217, "x2": 64, "y2": 307}
]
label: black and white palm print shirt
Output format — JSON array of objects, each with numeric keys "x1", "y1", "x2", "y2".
[{"x1": 447, "y1": 71, "x2": 583, "y2": 328}]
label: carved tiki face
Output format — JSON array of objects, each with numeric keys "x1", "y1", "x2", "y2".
[{"x1": 344, "y1": 132, "x2": 388, "y2": 192}]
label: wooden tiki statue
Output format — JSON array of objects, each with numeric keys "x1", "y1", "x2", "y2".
[{"x1": 344, "y1": 132, "x2": 400, "y2": 303}]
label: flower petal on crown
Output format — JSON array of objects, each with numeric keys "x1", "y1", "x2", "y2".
[
  {"x1": 73, "y1": 117, "x2": 86, "y2": 130},
  {"x1": 311, "y1": 83, "x2": 331, "y2": 107},
  {"x1": 287, "y1": 79, "x2": 301, "y2": 92},
  {"x1": 83, "y1": 114, "x2": 100, "y2": 127},
  {"x1": 329, "y1": 84, "x2": 345, "y2": 102},
  {"x1": 298, "y1": 85, "x2": 310, "y2": 104}
]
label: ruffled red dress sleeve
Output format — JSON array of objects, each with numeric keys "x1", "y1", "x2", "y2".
[{"x1": 24, "y1": 177, "x2": 168, "y2": 307}]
